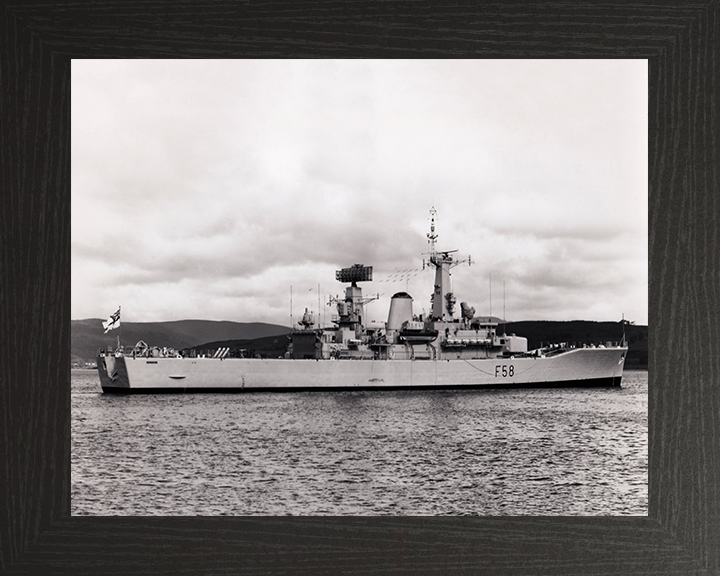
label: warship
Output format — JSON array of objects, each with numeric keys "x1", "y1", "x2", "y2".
[{"x1": 97, "y1": 209, "x2": 627, "y2": 393}]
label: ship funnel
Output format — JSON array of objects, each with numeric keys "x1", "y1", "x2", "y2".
[{"x1": 387, "y1": 292, "x2": 413, "y2": 342}]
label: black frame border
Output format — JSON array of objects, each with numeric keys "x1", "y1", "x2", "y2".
[{"x1": 2, "y1": 2, "x2": 718, "y2": 574}]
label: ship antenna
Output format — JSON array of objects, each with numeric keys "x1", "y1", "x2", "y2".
[
  {"x1": 489, "y1": 273, "x2": 492, "y2": 317},
  {"x1": 427, "y1": 206, "x2": 438, "y2": 262},
  {"x1": 503, "y1": 281, "x2": 506, "y2": 335}
]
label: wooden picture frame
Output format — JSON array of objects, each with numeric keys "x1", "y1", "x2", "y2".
[{"x1": 2, "y1": 2, "x2": 715, "y2": 574}]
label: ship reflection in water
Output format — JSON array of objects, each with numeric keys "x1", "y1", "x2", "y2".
[{"x1": 72, "y1": 369, "x2": 648, "y2": 516}]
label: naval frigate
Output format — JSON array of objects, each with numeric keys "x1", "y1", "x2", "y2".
[{"x1": 97, "y1": 209, "x2": 627, "y2": 393}]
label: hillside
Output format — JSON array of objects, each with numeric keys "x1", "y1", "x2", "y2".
[
  {"x1": 191, "y1": 333, "x2": 291, "y2": 359},
  {"x1": 73, "y1": 318, "x2": 648, "y2": 369},
  {"x1": 71, "y1": 319, "x2": 290, "y2": 366},
  {"x1": 500, "y1": 320, "x2": 647, "y2": 368},
  {"x1": 194, "y1": 320, "x2": 648, "y2": 368}
]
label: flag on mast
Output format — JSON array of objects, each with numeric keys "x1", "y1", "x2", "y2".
[{"x1": 102, "y1": 307, "x2": 121, "y2": 333}]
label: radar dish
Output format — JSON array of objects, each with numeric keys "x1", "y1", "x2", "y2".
[{"x1": 335, "y1": 264, "x2": 373, "y2": 283}]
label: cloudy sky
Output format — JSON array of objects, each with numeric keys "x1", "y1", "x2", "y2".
[{"x1": 72, "y1": 60, "x2": 647, "y2": 327}]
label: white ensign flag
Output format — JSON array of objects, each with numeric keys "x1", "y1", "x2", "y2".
[{"x1": 102, "y1": 307, "x2": 121, "y2": 333}]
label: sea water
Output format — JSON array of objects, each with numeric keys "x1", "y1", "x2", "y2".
[{"x1": 71, "y1": 369, "x2": 648, "y2": 515}]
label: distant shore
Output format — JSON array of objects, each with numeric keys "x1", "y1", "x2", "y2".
[{"x1": 73, "y1": 318, "x2": 648, "y2": 369}]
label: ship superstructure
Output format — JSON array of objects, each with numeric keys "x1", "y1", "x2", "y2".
[
  {"x1": 97, "y1": 209, "x2": 627, "y2": 393},
  {"x1": 285, "y1": 208, "x2": 527, "y2": 363}
]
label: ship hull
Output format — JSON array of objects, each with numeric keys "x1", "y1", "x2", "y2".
[{"x1": 98, "y1": 347, "x2": 627, "y2": 393}]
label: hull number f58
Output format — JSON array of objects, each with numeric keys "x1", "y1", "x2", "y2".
[{"x1": 495, "y1": 365, "x2": 515, "y2": 377}]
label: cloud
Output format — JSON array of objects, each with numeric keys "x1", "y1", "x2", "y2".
[{"x1": 72, "y1": 60, "x2": 648, "y2": 325}]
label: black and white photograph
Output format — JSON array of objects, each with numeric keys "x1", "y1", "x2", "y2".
[{"x1": 71, "y1": 59, "x2": 648, "y2": 516}]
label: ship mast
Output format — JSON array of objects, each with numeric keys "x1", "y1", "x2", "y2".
[
  {"x1": 117, "y1": 305, "x2": 122, "y2": 351},
  {"x1": 330, "y1": 264, "x2": 377, "y2": 338},
  {"x1": 427, "y1": 207, "x2": 439, "y2": 263},
  {"x1": 424, "y1": 207, "x2": 470, "y2": 321}
]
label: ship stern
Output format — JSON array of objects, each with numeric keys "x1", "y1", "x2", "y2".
[{"x1": 97, "y1": 354, "x2": 131, "y2": 393}]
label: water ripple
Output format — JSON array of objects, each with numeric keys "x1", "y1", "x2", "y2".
[{"x1": 71, "y1": 369, "x2": 648, "y2": 516}]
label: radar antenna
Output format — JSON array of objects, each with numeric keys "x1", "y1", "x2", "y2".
[
  {"x1": 335, "y1": 264, "x2": 373, "y2": 285},
  {"x1": 422, "y1": 208, "x2": 471, "y2": 270},
  {"x1": 331, "y1": 264, "x2": 377, "y2": 332}
]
